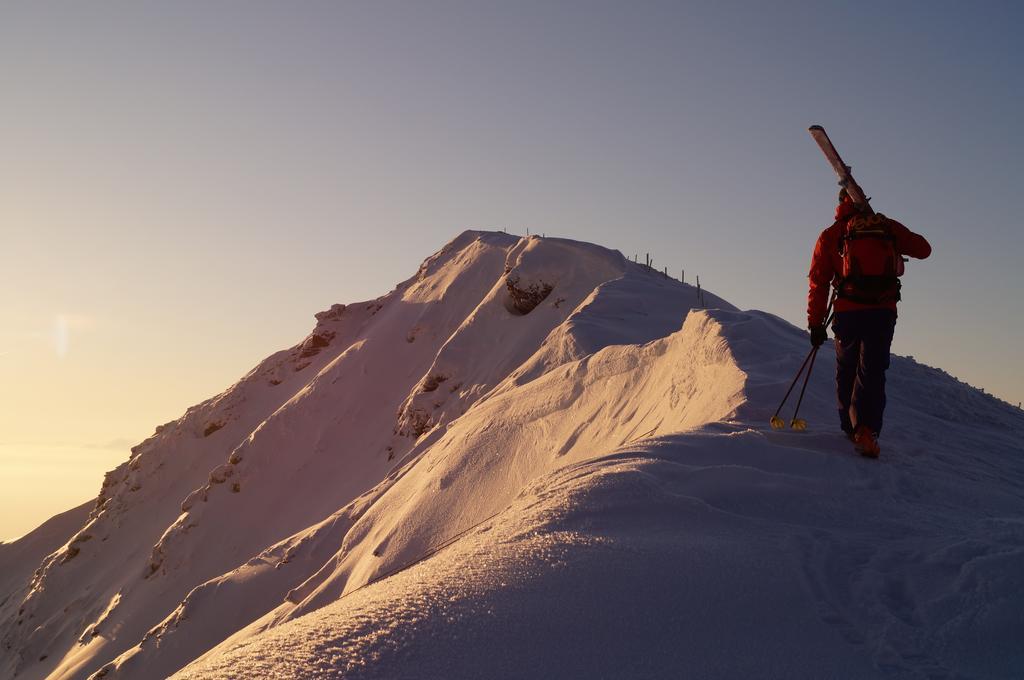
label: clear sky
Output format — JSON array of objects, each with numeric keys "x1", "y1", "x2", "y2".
[{"x1": 2, "y1": 1, "x2": 1021, "y2": 539}]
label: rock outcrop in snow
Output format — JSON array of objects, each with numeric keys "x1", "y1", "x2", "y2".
[{"x1": 2, "y1": 230, "x2": 1022, "y2": 680}]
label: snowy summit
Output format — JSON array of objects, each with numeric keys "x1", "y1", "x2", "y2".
[{"x1": 2, "y1": 231, "x2": 1023, "y2": 679}]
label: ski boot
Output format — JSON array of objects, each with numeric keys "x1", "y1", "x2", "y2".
[{"x1": 853, "y1": 425, "x2": 880, "y2": 458}]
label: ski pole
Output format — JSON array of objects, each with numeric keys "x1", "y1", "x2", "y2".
[
  {"x1": 769, "y1": 295, "x2": 836, "y2": 430},
  {"x1": 770, "y1": 347, "x2": 815, "y2": 430},
  {"x1": 789, "y1": 346, "x2": 820, "y2": 431},
  {"x1": 789, "y1": 305, "x2": 836, "y2": 431}
]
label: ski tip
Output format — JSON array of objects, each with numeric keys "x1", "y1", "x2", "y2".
[{"x1": 808, "y1": 124, "x2": 824, "y2": 132}]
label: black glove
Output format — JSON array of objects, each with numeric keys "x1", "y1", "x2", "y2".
[{"x1": 809, "y1": 324, "x2": 827, "y2": 348}]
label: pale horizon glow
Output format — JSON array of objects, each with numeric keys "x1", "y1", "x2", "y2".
[{"x1": 2, "y1": 1, "x2": 1022, "y2": 539}]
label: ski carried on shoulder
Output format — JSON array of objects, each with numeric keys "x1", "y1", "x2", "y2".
[{"x1": 808, "y1": 125, "x2": 874, "y2": 215}]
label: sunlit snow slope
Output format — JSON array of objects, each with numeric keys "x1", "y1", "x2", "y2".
[{"x1": 2, "y1": 231, "x2": 1022, "y2": 680}]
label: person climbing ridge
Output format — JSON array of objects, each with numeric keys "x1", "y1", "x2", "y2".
[{"x1": 807, "y1": 188, "x2": 931, "y2": 457}]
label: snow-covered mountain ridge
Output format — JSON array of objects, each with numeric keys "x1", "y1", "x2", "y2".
[{"x1": 2, "y1": 231, "x2": 1023, "y2": 680}]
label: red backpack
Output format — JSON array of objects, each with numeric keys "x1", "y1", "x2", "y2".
[{"x1": 836, "y1": 212, "x2": 904, "y2": 304}]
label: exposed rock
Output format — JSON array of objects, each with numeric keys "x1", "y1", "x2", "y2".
[
  {"x1": 299, "y1": 330, "x2": 335, "y2": 359},
  {"x1": 421, "y1": 374, "x2": 448, "y2": 392},
  {"x1": 505, "y1": 275, "x2": 553, "y2": 315},
  {"x1": 203, "y1": 421, "x2": 224, "y2": 437},
  {"x1": 313, "y1": 303, "x2": 346, "y2": 322},
  {"x1": 93, "y1": 465, "x2": 129, "y2": 515},
  {"x1": 209, "y1": 465, "x2": 234, "y2": 485},
  {"x1": 403, "y1": 409, "x2": 432, "y2": 438}
]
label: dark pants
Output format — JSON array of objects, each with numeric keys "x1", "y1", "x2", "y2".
[{"x1": 832, "y1": 309, "x2": 897, "y2": 436}]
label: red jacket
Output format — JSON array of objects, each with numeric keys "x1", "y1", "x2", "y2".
[{"x1": 807, "y1": 201, "x2": 931, "y2": 327}]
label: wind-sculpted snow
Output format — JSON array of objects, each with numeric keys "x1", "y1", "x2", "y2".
[
  {"x1": 3, "y1": 231, "x2": 1023, "y2": 680},
  {"x1": 1, "y1": 231, "x2": 703, "y2": 679},
  {"x1": 249, "y1": 309, "x2": 746, "y2": 630},
  {"x1": 179, "y1": 420, "x2": 1024, "y2": 680},
  {"x1": 173, "y1": 448, "x2": 884, "y2": 680},
  {"x1": 177, "y1": 308, "x2": 1024, "y2": 680}
]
